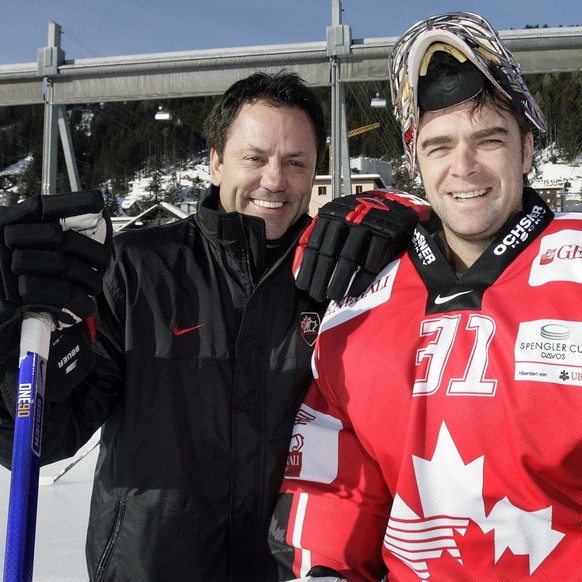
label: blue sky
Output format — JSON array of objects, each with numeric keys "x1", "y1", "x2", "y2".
[{"x1": 1, "y1": 0, "x2": 581, "y2": 65}]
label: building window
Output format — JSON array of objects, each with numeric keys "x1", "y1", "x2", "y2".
[
  {"x1": 318, "y1": 186, "x2": 327, "y2": 196},
  {"x1": 355, "y1": 185, "x2": 363, "y2": 194}
]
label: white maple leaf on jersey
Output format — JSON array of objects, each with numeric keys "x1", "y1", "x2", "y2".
[
  {"x1": 414, "y1": 422, "x2": 565, "y2": 573},
  {"x1": 387, "y1": 422, "x2": 564, "y2": 579}
]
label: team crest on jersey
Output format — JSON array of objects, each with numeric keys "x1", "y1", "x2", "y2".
[{"x1": 299, "y1": 312, "x2": 320, "y2": 346}]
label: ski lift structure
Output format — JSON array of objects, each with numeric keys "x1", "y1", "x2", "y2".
[{"x1": 9, "y1": 0, "x2": 581, "y2": 198}]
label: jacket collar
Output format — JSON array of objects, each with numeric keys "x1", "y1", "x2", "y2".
[{"x1": 195, "y1": 185, "x2": 311, "y2": 272}]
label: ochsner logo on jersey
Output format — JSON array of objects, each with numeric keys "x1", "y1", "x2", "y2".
[
  {"x1": 529, "y1": 229, "x2": 582, "y2": 286},
  {"x1": 493, "y1": 204, "x2": 546, "y2": 256},
  {"x1": 412, "y1": 230, "x2": 436, "y2": 265}
]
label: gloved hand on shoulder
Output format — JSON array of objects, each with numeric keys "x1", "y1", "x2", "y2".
[
  {"x1": 294, "y1": 189, "x2": 431, "y2": 302},
  {"x1": 0, "y1": 190, "x2": 112, "y2": 354}
]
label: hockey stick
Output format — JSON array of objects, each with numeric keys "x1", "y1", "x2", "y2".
[
  {"x1": 3, "y1": 312, "x2": 52, "y2": 582},
  {"x1": 2, "y1": 193, "x2": 108, "y2": 581},
  {"x1": 39, "y1": 441, "x2": 99, "y2": 486}
]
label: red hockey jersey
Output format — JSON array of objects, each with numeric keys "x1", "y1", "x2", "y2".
[{"x1": 271, "y1": 190, "x2": 582, "y2": 581}]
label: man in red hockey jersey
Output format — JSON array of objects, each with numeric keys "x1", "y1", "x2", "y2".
[{"x1": 269, "y1": 12, "x2": 582, "y2": 581}]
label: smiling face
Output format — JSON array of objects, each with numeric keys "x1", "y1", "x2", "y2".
[
  {"x1": 210, "y1": 101, "x2": 318, "y2": 243},
  {"x1": 416, "y1": 99, "x2": 534, "y2": 270}
]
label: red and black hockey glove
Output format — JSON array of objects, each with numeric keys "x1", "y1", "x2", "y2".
[
  {"x1": 0, "y1": 190, "x2": 112, "y2": 351},
  {"x1": 294, "y1": 189, "x2": 431, "y2": 302}
]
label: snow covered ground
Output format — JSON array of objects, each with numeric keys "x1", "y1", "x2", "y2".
[
  {"x1": 119, "y1": 162, "x2": 211, "y2": 212},
  {"x1": 0, "y1": 432, "x2": 100, "y2": 581},
  {"x1": 529, "y1": 152, "x2": 582, "y2": 208},
  {"x1": 3, "y1": 151, "x2": 582, "y2": 214},
  {"x1": 117, "y1": 153, "x2": 582, "y2": 212}
]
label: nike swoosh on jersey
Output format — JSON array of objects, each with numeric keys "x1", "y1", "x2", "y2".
[
  {"x1": 434, "y1": 290, "x2": 473, "y2": 304},
  {"x1": 173, "y1": 323, "x2": 205, "y2": 335}
]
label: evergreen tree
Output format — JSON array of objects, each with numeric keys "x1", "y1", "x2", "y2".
[
  {"x1": 161, "y1": 173, "x2": 185, "y2": 206},
  {"x1": 145, "y1": 155, "x2": 165, "y2": 206}
]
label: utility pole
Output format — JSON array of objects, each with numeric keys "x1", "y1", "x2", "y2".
[
  {"x1": 327, "y1": 0, "x2": 352, "y2": 198},
  {"x1": 38, "y1": 22, "x2": 81, "y2": 194}
]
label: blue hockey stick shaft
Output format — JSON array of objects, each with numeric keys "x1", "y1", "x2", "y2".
[{"x1": 3, "y1": 313, "x2": 52, "y2": 582}]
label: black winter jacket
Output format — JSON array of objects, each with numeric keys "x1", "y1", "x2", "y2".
[{"x1": 0, "y1": 187, "x2": 325, "y2": 581}]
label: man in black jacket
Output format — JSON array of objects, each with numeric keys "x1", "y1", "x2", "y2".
[{"x1": 0, "y1": 72, "x2": 420, "y2": 581}]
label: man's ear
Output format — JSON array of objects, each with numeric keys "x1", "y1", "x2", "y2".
[
  {"x1": 522, "y1": 132, "x2": 534, "y2": 174},
  {"x1": 209, "y1": 148, "x2": 222, "y2": 186}
]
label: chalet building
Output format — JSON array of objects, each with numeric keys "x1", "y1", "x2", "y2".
[
  {"x1": 308, "y1": 156, "x2": 392, "y2": 216},
  {"x1": 530, "y1": 176, "x2": 582, "y2": 212}
]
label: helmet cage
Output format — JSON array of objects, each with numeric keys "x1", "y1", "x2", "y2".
[{"x1": 388, "y1": 12, "x2": 547, "y2": 177}]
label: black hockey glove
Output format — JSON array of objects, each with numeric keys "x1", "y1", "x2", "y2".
[
  {"x1": 0, "y1": 323, "x2": 98, "y2": 422},
  {"x1": 294, "y1": 189, "x2": 431, "y2": 302},
  {"x1": 0, "y1": 190, "x2": 112, "y2": 349}
]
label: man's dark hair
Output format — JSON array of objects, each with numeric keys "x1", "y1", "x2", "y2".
[
  {"x1": 470, "y1": 80, "x2": 531, "y2": 142},
  {"x1": 203, "y1": 71, "x2": 327, "y2": 166}
]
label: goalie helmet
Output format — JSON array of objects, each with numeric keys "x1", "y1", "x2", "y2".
[{"x1": 388, "y1": 12, "x2": 547, "y2": 177}]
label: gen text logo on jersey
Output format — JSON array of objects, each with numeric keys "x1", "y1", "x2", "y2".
[{"x1": 529, "y1": 229, "x2": 582, "y2": 286}]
